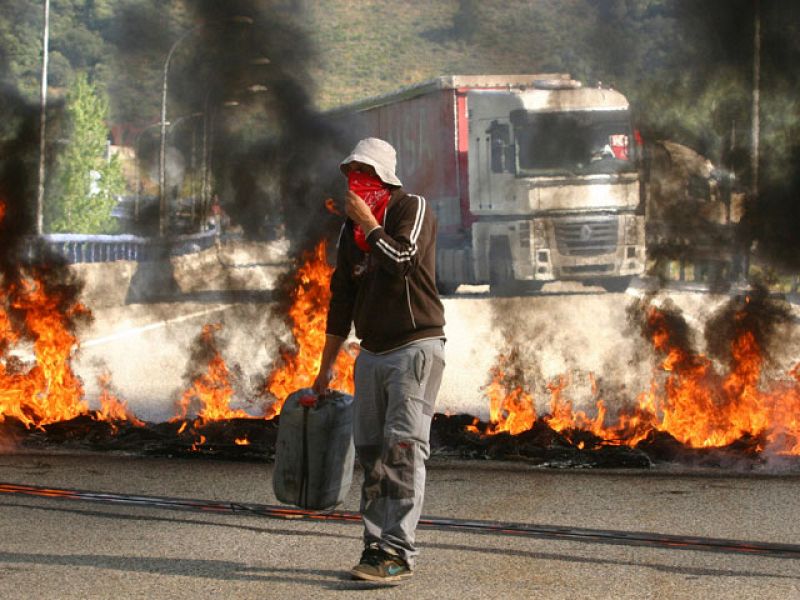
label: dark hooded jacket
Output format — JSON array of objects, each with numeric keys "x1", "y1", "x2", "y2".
[{"x1": 325, "y1": 187, "x2": 445, "y2": 353}]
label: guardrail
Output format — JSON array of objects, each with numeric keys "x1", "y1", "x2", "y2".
[{"x1": 20, "y1": 227, "x2": 219, "y2": 264}]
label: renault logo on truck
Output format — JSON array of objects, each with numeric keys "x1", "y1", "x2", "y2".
[{"x1": 580, "y1": 224, "x2": 593, "y2": 242}]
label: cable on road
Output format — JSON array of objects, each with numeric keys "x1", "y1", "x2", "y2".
[{"x1": 1, "y1": 481, "x2": 799, "y2": 559}]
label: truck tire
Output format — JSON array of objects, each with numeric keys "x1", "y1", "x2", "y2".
[
  {"x1": 600, "y1": 276, "x2": 632, "y2": 293},
  {"x1": 489, "y1": 237, "x2": 519, "y2": 296}
]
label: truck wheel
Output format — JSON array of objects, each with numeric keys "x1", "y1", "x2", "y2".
[
  {"x1": 600, "y1": 276, "x2": 632, "y2": 293},
  {"x1": 489, "y1": 238, "x2": 518, "y2": 296}
]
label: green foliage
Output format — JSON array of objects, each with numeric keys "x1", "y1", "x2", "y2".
[{"x1": 46, "y1": 73, "x2": 124, "y2": 233}]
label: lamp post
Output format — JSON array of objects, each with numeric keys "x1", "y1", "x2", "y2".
[
  {"x1": 751, "y1": 0, "x2": 761, "y2": 202},
  {"x1": 158, "y1": 16, "x2": 253, "y2": 237}
]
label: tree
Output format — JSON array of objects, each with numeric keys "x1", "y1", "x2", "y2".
[{"x1": 46, "y1": 72, "x2": 124, "y2": 233}]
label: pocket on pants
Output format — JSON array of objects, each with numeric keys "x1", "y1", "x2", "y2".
[
  {"x1": 412, "y1": 347, "x2": 427, "y2": 386},
  {"x1": 383, "y1": 440, "x2": 415, "y2": 499}
]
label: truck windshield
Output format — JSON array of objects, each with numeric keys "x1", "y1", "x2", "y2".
[{"x1": 511, "y1": 109, "x2": 635, "y2": 176}]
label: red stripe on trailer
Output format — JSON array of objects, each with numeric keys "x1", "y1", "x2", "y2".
[{"x1": 455, "y1": 90, "x2": 474, "y2": 228}]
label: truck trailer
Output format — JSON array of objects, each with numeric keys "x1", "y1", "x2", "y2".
[{"x1": 328, "y1": 75, "x2": 646, "y2": 294}]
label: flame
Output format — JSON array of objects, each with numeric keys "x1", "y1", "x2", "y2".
[
  {"x1": 94, "y1": 371, "x2": 144, "y2": 430},
  {"x1": 264, "y1": 240, "x2": 356, "y2": 418},
  {"x1": 0, "y1": 237, "x2": 144, "y2": 434},
  {"x1": 543, "y1": 375, "x2": 608, "y2": 445},
  {"x1": 324, "y1": 198, "x2": 342, "y2": 216},
  {"x1": 465, "y1": 416, "x2": 481, "y2": 434},
  {"x1": 473, "y1": 304, "x2": 800, "y2": 455},
  {"x1": 234, "y1": 436, "x2": 250, "y2": 445},
  {"x1": 172, "y1": 323, "x2": 250, "y2": 425},
  {"x1": 480, "y1": 352, "x2": 535, "y2": 435},
  {"x1": 0, "y1": 274, "x2": 90, "y2": 428}
]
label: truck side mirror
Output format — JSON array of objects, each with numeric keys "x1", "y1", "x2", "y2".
[{"x1": 488, "y1": 121, "x2": 515, "y2": 174}]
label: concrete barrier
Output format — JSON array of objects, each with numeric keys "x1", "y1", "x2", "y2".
[{"x1": 70, "y1": 261, "x2": 138, "y2": 308}]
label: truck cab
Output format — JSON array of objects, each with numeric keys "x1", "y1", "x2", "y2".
[{"x1": 465, "y1": 80, "x2": 645, "y2": 294}]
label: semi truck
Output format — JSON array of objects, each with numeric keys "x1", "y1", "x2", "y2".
[{"x1": 328, "y1": 75, "x2": 646, "y2": 294}]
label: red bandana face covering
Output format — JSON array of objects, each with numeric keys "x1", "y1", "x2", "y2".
[{"x1": 348, "y1": 171, "x2": 391, "y2": 252}]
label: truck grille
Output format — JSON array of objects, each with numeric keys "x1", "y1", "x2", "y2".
[
  {"x1": 562, "y1": 264, "x2": 614, "y2": 274},
  {"x1": 554, "y1": 218, "x2": 619, "y2": 257}
]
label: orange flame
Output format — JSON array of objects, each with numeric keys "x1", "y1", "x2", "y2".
[
  {"x1": 264, "y1": 240, "x2": 356, "y2": 418},
  {"x1": 94, "y1": 372, "x2": 144, "y2": 430},
  {"x1": 473, "y1": 305, "x2": 800, "y2": 455},
  {"x1": 172, "y1": 323, "x2": 250, "y2": 425},
  {"x1": 0, "y1": 275, "x2": 90, "y2": 428},
  {"x1": 234, "y1": 436, "x2": 250, "y2": 445},
  {"x1": 480, "y1": 352, "x2": 535, "y2": 435},
  {"x1": 325, "y1": 198, "x2": 342, "y2": 216}
]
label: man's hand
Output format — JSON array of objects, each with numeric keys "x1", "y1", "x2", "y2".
[
  {"x1": 345, "y1": 190, "x2": 380, "y2": 232},
  {"x1": 312, "y1": 366, "x2": 333, "y2": 396},
  {"x1": 313, "y1": 334, "x2": 346, "y2": 395}
]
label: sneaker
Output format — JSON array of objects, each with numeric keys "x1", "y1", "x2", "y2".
[{"x1": 350, "y1": 547, "x2": 412, "y2": 582}]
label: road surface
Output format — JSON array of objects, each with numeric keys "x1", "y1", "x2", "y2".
[{"x1": 0, "y1": 453, "x2": 798, "y2": 599}]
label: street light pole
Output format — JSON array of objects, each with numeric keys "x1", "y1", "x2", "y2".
[
  {"x1": 751, "y1": 0, "x2": 761, "y2": 202},
  {"x1": 158, "y1": 27, "x2": 197, "y2": 237},
  {"x1": 36, "y1": 0, "x2": 50, "y2": 235}
]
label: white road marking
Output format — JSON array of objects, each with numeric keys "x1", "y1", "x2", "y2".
[{"x1": 81, "y1": 306, "x2": 232, "y2": 348}]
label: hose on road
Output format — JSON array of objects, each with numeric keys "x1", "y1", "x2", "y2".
[{"x1": 1, "y1": 481, "x2": 798, "y2": 559}]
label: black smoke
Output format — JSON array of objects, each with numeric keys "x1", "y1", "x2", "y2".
[
  {"x1": 661, "y1": 0, "x2": 800, "y2": 277},
  {"x1": 111, "y1": 0, "x2": 348, "y2": 257},
  {"x1": 704, "y1": 284, "x2": 794, "y2": 368},
  {"x1": 0, "y1": 77, "x2": 88, "y2": 354}
]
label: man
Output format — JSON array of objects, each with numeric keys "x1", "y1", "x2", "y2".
[{"x1": 313, "y1": 137, "x2": 446, "y2": 583}]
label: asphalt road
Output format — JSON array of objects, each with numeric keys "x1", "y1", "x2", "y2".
[{"x1": 0, "y1": 453, "x2": 798, "y2": 599}]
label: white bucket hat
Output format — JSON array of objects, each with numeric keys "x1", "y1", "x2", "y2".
[{"x1": 340, "y1": 137, "x2": 402, "y2": 187}]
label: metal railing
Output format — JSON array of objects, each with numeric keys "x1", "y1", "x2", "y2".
[{"x1": 19, "y1": 226, "x2": 219, "y2": 264}]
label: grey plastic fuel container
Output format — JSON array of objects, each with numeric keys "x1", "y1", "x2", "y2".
[{"x1": 273, "y1": 388, "x2": 355, "y2": 510}]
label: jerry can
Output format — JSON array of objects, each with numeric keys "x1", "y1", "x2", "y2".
[{"x1": 273, "y1": 388, "x2": 355, "y2": 510}]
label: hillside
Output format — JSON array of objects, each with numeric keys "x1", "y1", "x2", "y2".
[{"x1": 304, "y1": 0, "x2": 612, "y2": 110}]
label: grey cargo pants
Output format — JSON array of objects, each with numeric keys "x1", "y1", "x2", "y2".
[{"x1": 353, "y1": 338, "x2": 445, "y2": 569}]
